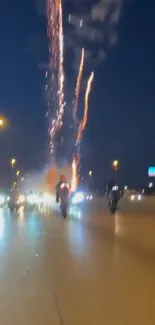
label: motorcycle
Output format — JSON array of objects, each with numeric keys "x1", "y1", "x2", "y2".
[
  {"x1": 8, "y1": 194, "x2": 26, "y2": 212},
  {"x1": 9, "y1": 204, "x2": 14, "y2": 213},
  {"x1": 59, "y1": 183, "x2": 70, "y2": 218},
  {"x1": 108, "y1": 186, "x2": 120, "y2": 214},
  {"x1": 60, "y1": 197, "x2": 68, "y2": 218},
  {"x1": 8, "y1": 200, "x2": 17, "y2": 212},
  {"x1": 109, "y1": 197, "x2": 118, "y2": 214}
]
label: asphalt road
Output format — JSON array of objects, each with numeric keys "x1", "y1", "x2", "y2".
[{"x1": 0, "y1": 197, "x2": 155, "y2": 325}]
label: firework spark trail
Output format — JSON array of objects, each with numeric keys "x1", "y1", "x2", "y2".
[
  {"x1": 73, "y1": 48, "x2": 85, "y2": 124},
  {"x1": 57, "y1": 0, "x2": 65, "y2": 125},
  {"x1": 47, "y1": 0, "x2": 65, "y2": 154},
  {"x1": 76, "y1": 71, "x2": 94, "y2": 144},
  {"x1": 71, "y1": 154, "x2": 79, "y2": 192},
  {"x1": 71, "y1": 72, "x2": 94, "y2": 192},
  {"x1": 71, "y1": 48, "x2": 85, "y2": 191}
]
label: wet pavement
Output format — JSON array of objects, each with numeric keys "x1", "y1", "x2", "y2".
[{"x1": 0, "y1": 197, "x2": 155, "y2": 324}]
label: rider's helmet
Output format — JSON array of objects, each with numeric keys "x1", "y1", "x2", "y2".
[{"x1": 60, "y1": 175, "x2": 66, "y2": 182}]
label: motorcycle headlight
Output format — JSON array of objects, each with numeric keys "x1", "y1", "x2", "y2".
[
  {"x1": 112, "y1": 186, "x2": 119, "y2": 191},
  {"x1": 18, "y1": 195, "x2": 25, "y2": 203},
  {"x1": 72, "y1": 192, "x2": 84, "y2": 204},
  {"x1": 43, "y1": 193, "x2": 52, "y2": 203},
  {"x1": 27, "y1": 194, "x2": 38, "y2": 204}
]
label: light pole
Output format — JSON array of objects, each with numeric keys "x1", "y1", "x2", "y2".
[
  {"x1": 10, "y1": 158, "x2": 16, "y2": 191},
  {"x1": 88, "y1": 170, "x2": 93, "y2": 191}
]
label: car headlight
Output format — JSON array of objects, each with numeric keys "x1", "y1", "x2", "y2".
[
  {"x1": 72, "y1": 192, "x2": 84, "y2": 204},
  {"x1": 0, "y1": 195, "x2": 5, "y2": 204},
  {"x1": 131, "y1": 195, "x2": 135, "y2": 201},
  {"x1": 138, "y1": 194, "x2": 142, "y2": 200},
  {"x1": 42, "y1": 193, "x2": 52, "y2": 203},
  {"x1": 86, "y1": 195, "x2": 93, "y2": 200},
  {"x1": 18, "y1": 195, "x2": 25, "y2": 203},
  {"x1": 27, "y1": 194, "x2": 38, "y2": 204}
]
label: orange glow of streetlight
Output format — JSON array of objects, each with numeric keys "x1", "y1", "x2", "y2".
[
  {"x1": 0, "y1": 116, "x2": 7, "y2": 129},
  {"x1": 0, "y1": 119, "x2": 4, "y2": 126},
  {"x1": 11, "y1": 158, "x2": 16, "y2": 165},
  {"x1": 10, "y1": 158, "x2": 16, "y2": 169},
  {"x1": 112, "y1": 160, "x2": 119, "y2": 172}
]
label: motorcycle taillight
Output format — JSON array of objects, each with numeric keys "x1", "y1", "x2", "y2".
[{"x1": 60, "y1": 183, "x2": 69, "y2": 189}]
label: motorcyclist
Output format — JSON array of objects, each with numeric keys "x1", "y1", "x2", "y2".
[
  {"x1": 106, "y1": 180, "x2": 115, "y2": 192},
  {"x1": 55, "y1": 175, "x2": 67, "y2": 202},
  {"x1": 106, "y1": 180, "x2": 115, "y2": 202},
  {"x1": 108, "y1": 185, "x2": 120, "y2": 206}
]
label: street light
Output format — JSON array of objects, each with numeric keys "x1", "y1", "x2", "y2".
[
  {"x1": 89, "y1": 170, "x2": 92, "y2": 177},
  {"x1": 0, "y1": 117, "x2": 6, "y2": 127},
  {"x1": 0, "y1": 119, "x2": 4, "y2": 126},
  {"x1": 112, "y1": 160, "x2": 119, "y2": 172},
  {"x1": 16, "y1": 170, "x2": 20, "y2": 176},
  {"x1": 0, "y1": 116, "x2": 8, "y2": 130},
  {"x1": 10, "y1": 158, "x2": 16, "y2": 170}
]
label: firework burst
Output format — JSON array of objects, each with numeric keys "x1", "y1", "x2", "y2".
[
  {"x1": 47, "y1": 0, "x2": 65, "y2": 154},
  {"x1": 46, "y1": 0, "x2": 94, "y2": 191}
]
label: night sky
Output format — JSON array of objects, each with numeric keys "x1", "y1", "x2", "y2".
[{"x1": 0, "y1": 0, "x2": 155, "y2": 189}]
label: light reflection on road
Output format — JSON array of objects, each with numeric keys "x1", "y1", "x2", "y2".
[
  {"x1": 0, "y1": 199, "x2": 154, "y2": 324},
  {"x1": 69, "y1": 206, "x2": 82, "y2": 220},
  {"x1": 17, "y1": 206, "x2": 25, "y2": 226},
  {"x1": 0, "y1": 209, "x2": 5, "y2": 239}
]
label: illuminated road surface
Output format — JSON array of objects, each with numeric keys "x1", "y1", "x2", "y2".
[{"x1": 0, "y1": 197, "x2": 155, "y2": 324}]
